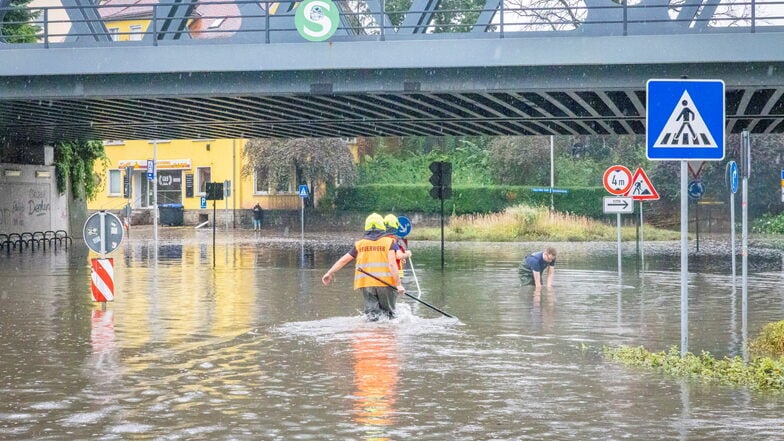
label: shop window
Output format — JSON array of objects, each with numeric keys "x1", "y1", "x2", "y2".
[{"x1": 156, "y1": 170, "x2": 183, "y2": 205}]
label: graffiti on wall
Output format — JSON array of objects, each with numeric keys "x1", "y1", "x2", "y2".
[{"x1": 0, "y1": 184, "x2": 51, "y2": 231}]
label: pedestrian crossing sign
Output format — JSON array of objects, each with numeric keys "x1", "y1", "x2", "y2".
[{"x1": 646, "y1": 79, "x2": 725, "y2": 161}]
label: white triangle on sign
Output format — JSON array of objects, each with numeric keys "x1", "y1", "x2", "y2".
[
  {"x1": 624, "y1": 167, "x2": 660, "y2": 201},
  {"x1": 653, "y1": 90, "x2": 717, "y2": 148}
]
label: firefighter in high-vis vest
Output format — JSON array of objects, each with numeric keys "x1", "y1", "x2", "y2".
[
  {"x1": 383, "y1": 214, "x2": 411, "y2": 280},
  {"x1": 322, "y1": 213, "x2": 406, "y2": 321}
]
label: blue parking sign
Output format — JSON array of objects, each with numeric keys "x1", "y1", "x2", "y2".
[{"x1": 646, "y1": 79, "x2": 725, "y2": 161}]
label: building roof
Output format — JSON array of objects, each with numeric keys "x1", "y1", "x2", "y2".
[{"x1": 99, "y1": 0, "x2": 158, "y2": 20}]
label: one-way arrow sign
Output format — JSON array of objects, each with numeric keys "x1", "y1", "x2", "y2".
[{"x1": 603, "y1": 196, "x2": 634, "y2": 214}]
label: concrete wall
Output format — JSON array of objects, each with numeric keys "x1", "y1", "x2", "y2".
[{"x1": 0, "y1": 163, "x2": 69, "y2": 235}]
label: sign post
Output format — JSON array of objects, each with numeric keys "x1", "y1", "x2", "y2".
[
  {"x1": 741, "y1": 131, "x2": 750, "y2": 360},
  {"x1": 623, "y1": 167, "x2": 660, "y2": 266},
  {"x1": 647, "y1": 78, "x2": 725, "y2": 357},
  {"x1": 726, "y1": 161, "x2": 739, "y2": 284},
  {"x1": 83, "y1": 211, "x2": 125, "y2": 310},
  {"x1": 298, "y1": 184, "x2": 309, "y2": 265},
  {"x1": 603, "y1": 165, "x2": 633, "y2": 277}
]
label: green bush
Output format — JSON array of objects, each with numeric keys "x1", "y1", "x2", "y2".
[
  {"x1": 752, "y1": 213, "x2": 784, "y2": 234},
  {"x1": 332, "y1": 184, "x2": 606, "y2": 217}
]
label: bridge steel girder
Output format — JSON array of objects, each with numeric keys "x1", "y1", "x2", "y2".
[
  {"x1": 62, "y1": 0, "x2": 112, "y2": 43},
  {"x1": 2, "y1": 32, "x2": 784, "y2": 143},
  {"x1": 150, "y1": 0, "x2": 198, "y2": 41}
]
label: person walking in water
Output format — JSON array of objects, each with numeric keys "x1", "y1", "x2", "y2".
[
  {"x1": 518, "y1": 246, "x2": 557, "y2": 288},
  {"x1": 322, "y1": 213, "x2": 405, "y2": 321},
  {"x1": 383, "y1": 214, "x2": 412, "y2": 281}
]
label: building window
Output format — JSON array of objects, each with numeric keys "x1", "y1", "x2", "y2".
[
  {"x1": 197, "y1": 167, "x2": 211, "y2": 194},
  {"x1": 129, "y1": 25, "x2": 143, "y2": 41},
  {"x1": 108, "y1": 169, "x2": 121, "y2": 195},
  {"x1": 108, "y1": 28, "x2": 120, "y2": 41},
  {"x1": 156, "y1": 170, "x2": 183, "y2": 205},
  {"x1": 254, "y1": 167, "x2": 292, "y2": 194}
]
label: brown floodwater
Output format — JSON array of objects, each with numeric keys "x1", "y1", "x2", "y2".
[{"x1": 0, "y1": 227, "x2": 782, "y2": 440}]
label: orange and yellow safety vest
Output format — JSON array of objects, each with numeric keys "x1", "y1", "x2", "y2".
[{"x1": 353, "y1": 236, "x2": 395, "y2": 289}]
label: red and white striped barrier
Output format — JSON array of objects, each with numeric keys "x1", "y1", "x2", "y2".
[{"x1": 90, "y1": 258, "x2": 114, "y2": 302}]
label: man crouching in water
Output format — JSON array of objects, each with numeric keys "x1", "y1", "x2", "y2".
[
  {"x1": 519, "y1": 246, "x2": 557, "y2": 289},
  {"x1": 322, "y1": 213, "x2": 406, "y2": 321}
]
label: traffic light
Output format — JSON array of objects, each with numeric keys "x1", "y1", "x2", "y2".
[
  {"x1": 428, "y1": 161, "x2": 452, "y2": 200},
  {"x1": 205, "y1": 182, "x2": 224, "y2": 201}
]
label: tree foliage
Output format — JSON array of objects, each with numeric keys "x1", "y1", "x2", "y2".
[
  {"x1": 241, "y1": 137, "x2": 357, "y2": 197},
  {"x1": 1, "y1": 0, "x2": 40, "y2": 43},
  {"x1": 53, "y1": 140, "x2": 108, "y2": 201}
]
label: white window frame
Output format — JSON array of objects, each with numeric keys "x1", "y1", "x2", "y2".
[
  {"x1": 129, "y1": 25, "x2": 143, "y2": 41},
  {"x1": 108, "y1": 28, "x2": 120, "y2": 41},
  {"x1": 196, "y1": 166, "x2": 212, "y2": 195},
  {"x1": 108, "y1": 169, "x2": 122, "y2": 196}
]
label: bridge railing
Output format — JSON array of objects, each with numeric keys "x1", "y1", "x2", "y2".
[{"x1": 1, "y1": 0, "x2": 783, "y2": 48}]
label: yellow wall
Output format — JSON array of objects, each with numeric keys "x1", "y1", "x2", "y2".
[
  {"x1": 103, "y1": 18, "x2": 150, "y2": 41},
  {"x1": 90, "y1": 138, "x2": 301, "y2": 213}
]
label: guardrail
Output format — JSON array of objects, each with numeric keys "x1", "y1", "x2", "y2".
[
  {"x1": 0, "y1": 230, "x2": 72, "y2": 254},
  {"x1": 1, "y1": 0, "x2": 783, "y2": 48}
]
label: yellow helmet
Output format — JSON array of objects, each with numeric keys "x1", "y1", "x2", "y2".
[
  {"x1": 364, "y1": 213, "x2": 385, "y2": 231},
  {"x1": 383, "y1": 214, "x2": 400, "y2": 233}
]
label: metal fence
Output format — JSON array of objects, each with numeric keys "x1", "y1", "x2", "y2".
[{"x1": 1, "y1": 0, "x2": 784, "y2": 48}]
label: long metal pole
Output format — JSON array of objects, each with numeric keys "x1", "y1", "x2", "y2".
[
  {"x1": 440, "y1": 197, "x2": 445, "y2": 269},
  {"x1": 153, "y1": 140, "x2": 158, "y2": 243},
  {"x1": 408, "y1": 256, "x2": 424, "y2": 299},
  {"x1": 680, "y1": 161, "x2": 689, "y2": 357},
  {"x1": 356, "y1": 267, "x2": 455, "y2": 318},
  {"x1": 232, "y1": 139, "x2": 237, "y2": 229},
  {"x1": 550, "y1": 136, "x2": 555, "y2": 212},
  {"x1": 616, "y1": 212, "x2": 622, "y2": 277},
  {"x1": 741, "y1": 131, "x2": 750, "y2": 361},
  {"x1": 640, "y1": 201, "x2": 644, "y2": 268},
  {"x1": 730, "y1": 191, "x2": 736, "y2": 284}
]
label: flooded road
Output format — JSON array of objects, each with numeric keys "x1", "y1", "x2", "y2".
[{"x1": 1, "y1": 228, "x2": 783, "y2": 440}]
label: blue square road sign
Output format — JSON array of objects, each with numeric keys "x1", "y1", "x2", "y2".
[{"x1": 646, "y1": 79, "x2": 725, "y2": 161}]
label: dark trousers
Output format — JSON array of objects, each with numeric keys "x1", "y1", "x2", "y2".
[
  {"x1": 518, "y1": 262, "x2": 535, "y2": 286},
  {"x1": 361, "y1": 286, "x2": 398, "y2": 320}
]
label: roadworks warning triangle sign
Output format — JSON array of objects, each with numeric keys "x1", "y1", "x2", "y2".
[
  {"x1": 653, "y1": 90, "x2": 717, "y2": 148},
  {"x1": 624, "y1": 167, "x2": 660, "y2": 201}
]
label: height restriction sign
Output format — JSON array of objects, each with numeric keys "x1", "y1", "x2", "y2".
[{"x1": 603, "y1": 165, "x2": 633, "y2": 195}]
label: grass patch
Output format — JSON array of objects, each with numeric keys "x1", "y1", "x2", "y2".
[
  {"x1": 604, "y1": 345, "x2": 784, "y2": 390},
  {"x1": 605, "y1": 322, "x2": 784, "y2": 391},
  {"x1": 749, "y1": 321, "x2": 784, "y2": 359},
  {"x1": 408, "y1": 204, "x2": 680, "y2": 242}
]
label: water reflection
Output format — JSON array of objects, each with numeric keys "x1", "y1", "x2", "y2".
[
  {"x1": 530, "y1": 288, "x2": 556, "y2": 333},
  {"x1": 351, "y1": 327, "x2": 399, "y2": 440}
]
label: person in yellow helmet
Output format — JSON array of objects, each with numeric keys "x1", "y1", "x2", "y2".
[
  {"x1": 383, "y1": 214, "x2": 411, "y2": 280},
  {"x1": 322, "y1": 213, "x2": 405, "y2": 321}
]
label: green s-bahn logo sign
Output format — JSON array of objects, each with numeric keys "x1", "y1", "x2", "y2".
[{"x1": 295, "y1": 0, "x2": 339, "y2": 42}]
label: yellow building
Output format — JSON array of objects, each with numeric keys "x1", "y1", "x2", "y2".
[{"x1": 89, "y1": 139, "x2": 302, "y2": 225}]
